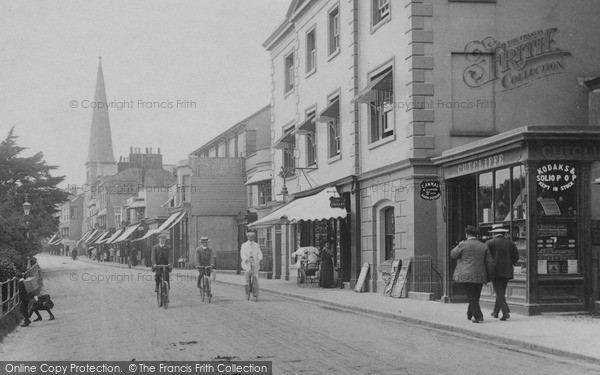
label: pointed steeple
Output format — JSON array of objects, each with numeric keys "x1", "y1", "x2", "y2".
[{"x1": 87, "y1": 56, "x2": 116, "y2": 165}]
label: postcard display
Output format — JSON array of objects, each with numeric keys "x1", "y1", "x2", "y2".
[{"x1": 535, "y1": 162, "x2": 578, "y2": 275}]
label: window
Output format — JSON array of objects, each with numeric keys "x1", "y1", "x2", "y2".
[
  {"x1": 258, "y1": 181, "x2": 272, "y2": 205},
  {"x1": 114, "y1": 211, "x2": 121, "y2": 228},
  {"x1": 305, "y1": 111, "x2": 317, "y2": 167},
  {"x1": 369, "y1": 68, "x2": 394, "y2": 142},
  {"x1": 284, "y1": 52, "x2": 295, "y2": 93},
  {"x1": 247, "y1": 186, "x2": 253, "y2": 208},
  {"x1": 384, "y1": 207, "x2": 395, "y2": 260},
  {"x1": 182, "y1": 175, "x2": 190, "y2": 202},
  {"x1": 306, "y1": 28, "x2": 316, "y2": 74},
  {"x1": 283, "y1": 146, "x2": 296, "y2": 171},
  {"x1": 372, "y1": 0, "x2": 390, "y2": 27},
  {"x1": 327, "y1": 96, "x2": 341, "y2": 158},
  {"x1": 328, "y1": 7, "x2": 340, "y2": 56}
]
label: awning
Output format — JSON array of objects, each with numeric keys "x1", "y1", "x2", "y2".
[
  {"x1": 112, "y1": 223, "x2": 141, "y2": 243},
  {"x1": 127, "y1": 200, "x2": 146, "y2": 209},
  {"x1": 161, "y1": 196, "x2": 174, "y2": 207},
  {"x1": 76, "y1": 230, "x2": 91, "y2": 246},
  {"x1": 273, "y1": 127, "x2": 295, "y2": 149},
  {"x1": 245, "y1": 170, "x2": 273, "y2": 185},
  {"x1": 104, "y1": 227, "x2": 126, "y2": 245},
  {"x1": 86, "y1": 230, "x2": 104, "y2": 243},
  {"x1": 316, "y1": 99, "x2": 339, "y2": 122},
  {"x1": 354, "y1": 70, "x2": 393, "y2": 103},
  {"x1": 249, "y1": 186, "x2": 347, "y2": 228},
  {"x1": 295, "y1": 116, "x2": 315, "y2": 133},
  {"x1": 162, "y1": 211, "x2": 186, "y2": 232},
  {"x1": 47, "y1": 234, "x2": 58, "y2": 244},
  {"x1": 135, "y1": 211, "x2": 185, "y2": 241},
  {"x1": 94, "y1": 231, "x2": 112, "y2": 244}
]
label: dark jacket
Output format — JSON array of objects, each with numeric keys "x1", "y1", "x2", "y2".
[
  {"x1": 486, "y1": 235, "x2": 519, "y2": 279},
  {"x1": 151, "y1": 244, "x2": 172, "y2": 265},
  {"x1": 451, "y1": 238, "x2": 494, "y2": 284}
]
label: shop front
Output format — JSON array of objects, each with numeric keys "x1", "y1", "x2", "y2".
[
  {"x1": 249, "y1": 186, "x2": 351, "y2": 285},
  {"x1": 435, "y1": 126, "x2": 600, "y2": 315}
]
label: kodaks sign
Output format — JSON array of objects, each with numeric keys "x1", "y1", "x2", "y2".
[
  {"x1": 536, "y1": 163, "x2": 577, "y2": 192},
  {"x1": 463, "y1": 28, "x2": 571, "y2": 90}
]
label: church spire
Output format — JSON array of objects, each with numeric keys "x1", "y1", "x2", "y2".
[{"x1": 86, "y1": 56, "x2": 116, "y2": 165}]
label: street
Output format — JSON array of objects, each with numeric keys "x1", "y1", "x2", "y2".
[{"x1": 1, "y1": 254, "x2": 599, "y2": 374}]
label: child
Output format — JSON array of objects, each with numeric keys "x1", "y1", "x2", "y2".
[{"x1": 29, "y1": 294, "x2": 55, "y2": 321}]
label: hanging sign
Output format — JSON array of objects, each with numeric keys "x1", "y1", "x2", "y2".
[
  {"x1": 329, "y1": 196, "x2": 346, "y2": 208},
  {"x1": 536, "y1": 162, "x2": 577, "y2": 191},
  {"x1": 420, "y1": 180, "x2": 441, "y2": 200}
]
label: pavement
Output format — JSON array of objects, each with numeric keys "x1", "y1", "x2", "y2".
[{"x1": 76, "y1": 256, "x2": 600, "y2": 365}]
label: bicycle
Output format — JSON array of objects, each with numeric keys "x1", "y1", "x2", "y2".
[
  {"x1": 197, "y1": 266, "x2": 212, "y2": 303},
  {"x1": 155, "y1": 265, "x2": 170, "y2": 309},
  {"x1": 245, "y1": 263, "x2": 259, "y2": 302}
]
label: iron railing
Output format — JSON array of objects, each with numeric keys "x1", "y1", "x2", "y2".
[
  {"x1": 406, "y1": 255, "x2": 443, "y2": 299},
  {"x1": 1, "y1": 263, "x2": 41, "y2": 320}
]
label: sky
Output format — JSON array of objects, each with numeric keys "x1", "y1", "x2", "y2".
[{"x1": 0, "y1": 0, "x2": 290, "y2": 188}]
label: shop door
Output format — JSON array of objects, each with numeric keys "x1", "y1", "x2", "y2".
[{"x1": 448, "y1": 176, "x2": 477, "y2": 301}]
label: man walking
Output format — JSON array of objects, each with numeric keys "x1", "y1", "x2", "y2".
[{"x1": 486, "y1": 224, "x2": 519, "y2": 321}]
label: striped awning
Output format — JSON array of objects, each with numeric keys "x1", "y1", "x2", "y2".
[{"x1": 112, "y1": 223, "x2": 141, "y2": 243}]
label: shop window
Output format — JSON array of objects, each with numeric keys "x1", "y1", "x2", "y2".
[
  {"x1": 384, "y1": 207, "x2": 395, "y2": 260},
  {"x1": 478, "y1": 172, "x2": 493, "y2": 224},
  {"x1": 494, "y1": 168, "x2": 511, "y2": 222},
  {"x1": 535, "y1": 162, "x2": 579, "y2": 275},
  {"x1": 247, "y1": 185, "x2": 253, "y2": 208}
]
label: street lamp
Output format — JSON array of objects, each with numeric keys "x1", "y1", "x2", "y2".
[{"x1": 22, "y1": 194, "x2": 31, "y2": 216}]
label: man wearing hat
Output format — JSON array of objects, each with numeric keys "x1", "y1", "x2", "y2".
[
  {"x1": 240, "y1": 231, "x2": 263, "y2": 288},
  {"x1": 195, "y1": 237, "x2": 216, "y2": 290},
  {"x1": 486, "y1": 224, "x2": 519, "y2": 321},
  {"x1": 151, "y1": 233, "x2": 172, "y2": 293}
]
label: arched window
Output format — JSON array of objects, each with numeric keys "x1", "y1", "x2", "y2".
[{"x1": 384, "y1": 207, "x2": 395, "y2": 260}]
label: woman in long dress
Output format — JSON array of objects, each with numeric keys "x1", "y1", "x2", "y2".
[{"x1": 319, "y1": 240, "x2": 335, "y2": 288}]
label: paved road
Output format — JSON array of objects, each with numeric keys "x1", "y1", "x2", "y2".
[{"x1": 2, "y1": 254, "x2": 600, "y2": 374}]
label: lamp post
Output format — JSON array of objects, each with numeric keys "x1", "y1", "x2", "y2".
[{"x1": 23, "y1": 194, "x2": 31, "y2": 268}]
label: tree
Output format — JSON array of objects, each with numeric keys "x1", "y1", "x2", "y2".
[{"x1": 0, "y1": 127, "x2": 69, "y2": 266}]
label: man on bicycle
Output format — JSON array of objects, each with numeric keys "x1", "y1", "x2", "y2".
[
  {"x1": 151, "y1": 233, "x2": 172, "y2": 293},
  {"x1": 195, "y1": 237, "x2": 215, "y2": 291},
  {"x1": 240, "y1": 231, "x2": 262, "y2": 288}
]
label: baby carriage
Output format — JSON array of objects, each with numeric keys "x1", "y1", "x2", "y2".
[{"x1": 292, "y1": 247, "x2": 320, "y2": 287}]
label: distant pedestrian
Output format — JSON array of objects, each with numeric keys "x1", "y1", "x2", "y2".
[
  {"x1": 451, "y1": 225, "x2": 494, "y2": 323},
  {"x1": 486, "y1": 224, "x2": 519, "y2": 321},
  {"x1": 129, "y1": 246, "x2": 138, "y2": 268},
  {"x1": 109, "y1": 247, "x2": 115, "y2": 262},
  {"x1": 29, "y1": 294, "x2": 55, "y2": 321}
]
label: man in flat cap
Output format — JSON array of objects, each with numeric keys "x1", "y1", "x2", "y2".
[{"x1": 151, "y1": 233, "x2": 172, "y2": 293}]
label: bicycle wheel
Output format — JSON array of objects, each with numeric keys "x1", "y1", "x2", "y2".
[
  {"x1": 252, "y1": 275, "x2": 259, "y2": 301},
  {"x1": 206, "y1": 277, "x2": 211, "y2": 303},
  {"x1": 245, "y1": 280, "x2": 251, "y2": 300},
  {"x1": 156, "y1": 287, "x2": 161, "y2": 307},
  {"x1": 162, "y1": 280, "x2": 169, "y2": 309},
  {"x1": 297, "y1": 269, "x2": 302, "y2": 286},
  {"x1": 200, "y1": 278, "x2": 205, "y2": 302}
]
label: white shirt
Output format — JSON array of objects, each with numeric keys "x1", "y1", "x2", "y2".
[{"x1": 240, "y1": 240, "x2": 263, "y2": 271}]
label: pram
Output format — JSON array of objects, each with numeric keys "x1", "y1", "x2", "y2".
[{"x1": 293, "y1": 247, "x2": 320, "y2": 287}]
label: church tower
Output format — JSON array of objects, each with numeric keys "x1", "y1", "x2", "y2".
[{"x1": 83, "y1": 57, "x2": 118, "y2": 232}]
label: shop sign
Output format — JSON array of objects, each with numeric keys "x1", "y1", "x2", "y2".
[
  {"x1": 463, "y1": 28, "x2": 571, "y2": 91},
  {"x1": 538, "y1": 144, "x2": 600, "y2": 160},
  {"x1": 536, "y1": 163, "x2": 576, "y2": 191},
  {"x1": 420, "y1": 180, "x2": 441, "y2": 200},
  {"x1": 444, "y1": 148, "x2": 522, "y2": 179},
  {"x1": 329, "y1": 196, "x2": 346, "y2": 209}
]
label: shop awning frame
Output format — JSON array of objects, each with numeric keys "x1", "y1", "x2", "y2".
[
  {"x1": 112, "y1": 223, "x2": 141, "y2": 243},
  {"x1": 316, "y1": 99, "x2": 339, "y2": 123},
  {"x1": 295, "y1": 116, "x2": 316, "y2": 134},
  {"x1": 273, "y1": 127, "x2": 295, "y2": 149},
  {"x1": 104, "y1": 227, "x2": 127, "y2": 245},
  {"x1": 249, "y1": 186, "x2": 347, "y2": 228}
]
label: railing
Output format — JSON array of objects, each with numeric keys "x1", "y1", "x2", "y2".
[
  {"x1": 0, "y1": 263, "x2": 41, "y2": 320},
  {"x1": 406, "y1": 255, "x2": 443, "y2": 299}
]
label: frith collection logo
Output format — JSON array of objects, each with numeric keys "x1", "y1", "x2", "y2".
[
  {"x1": 463, "y1": 28, "x2": 571, "y2": 91},
  {"x1": 536, "y1": 163, "x2": 577, "y2": 192}
]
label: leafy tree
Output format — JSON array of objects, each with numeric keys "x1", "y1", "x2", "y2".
[{"x1": 0, "y1": 127, "x2": 69, "y2": 266}]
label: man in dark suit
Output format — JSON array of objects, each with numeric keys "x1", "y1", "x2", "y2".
[
  {"x1": 486, "y1": 224, "x2": 519, "y2": 321},
  {"x1": 17, "y1": 273, "x2": 32, "y2": 327},
  {"x1": 151, "y1": 233, "x2": 172, "y2": 293}
]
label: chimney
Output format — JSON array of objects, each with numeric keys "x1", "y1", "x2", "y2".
[{"x1": 158, "y1": 147, "x2": 161, "y2": 154}]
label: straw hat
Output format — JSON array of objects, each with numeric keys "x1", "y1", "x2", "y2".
[{"x1": 489, "y1": 224, "x2": 509, "y2": 233}]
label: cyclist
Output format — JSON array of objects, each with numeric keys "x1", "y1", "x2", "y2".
[
  {"x1": 240, "y1": 231, "x2": 262, "y2": 290},
  {"x1": 195, "y1": 237, "x2": 215, "y2": 293},
  {"x1": 151, "y1": 233, "x2": 172, "y2": 293}
]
